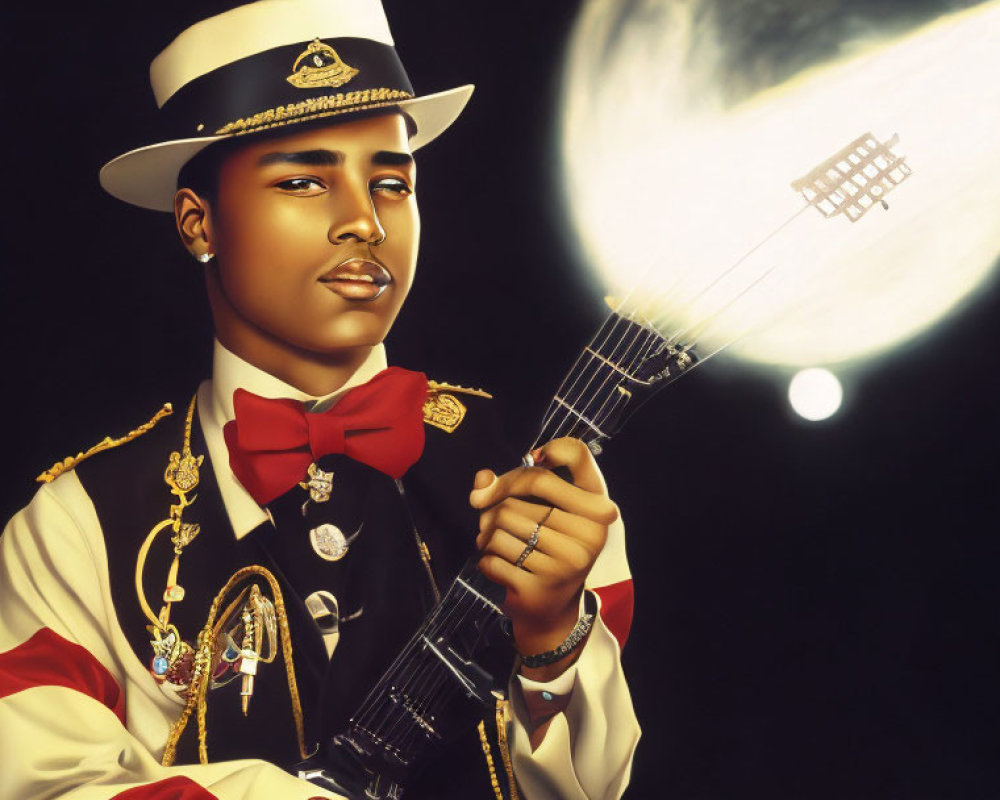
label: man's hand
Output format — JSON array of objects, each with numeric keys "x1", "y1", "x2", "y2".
[{"x1": 470, "y1": 437, "x2": 618, "y2": 679}]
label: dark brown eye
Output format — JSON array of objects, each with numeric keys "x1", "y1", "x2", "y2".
[
  {"x1": 276, "y1": 177, "x2": 325, "y2": 192},
  {"x1": 371, "y1": 177, "x2": 412, "y2": 196}
]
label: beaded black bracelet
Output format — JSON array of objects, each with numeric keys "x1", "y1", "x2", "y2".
[{"x1": 520, "y1": 609, "x2": 596, "y2": 668}]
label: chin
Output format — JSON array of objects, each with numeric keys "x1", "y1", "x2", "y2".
[{"x1": 306, "y1": 315, "x2": 393, "y2": 353}]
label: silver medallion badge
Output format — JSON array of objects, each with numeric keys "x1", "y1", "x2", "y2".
[{"x1": 309, "y1": 522, "x2": 362, "y2": 561}]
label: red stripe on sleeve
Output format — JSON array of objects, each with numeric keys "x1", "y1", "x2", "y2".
[
  {"x1": 594, "y1": 579, "x2": 634, "y2": 649},
  {"x1": 111, "y1": 776, "x2": 218, "y2": 800},
  {"x1": 0, "y1": 627, "x2": 126, "y2": 724}
]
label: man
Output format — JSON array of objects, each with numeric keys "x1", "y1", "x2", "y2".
[{"x1": 0, "y1": 1, "x2": 639, "y2": 798}]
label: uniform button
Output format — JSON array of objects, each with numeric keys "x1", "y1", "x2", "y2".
[
  {"x1": 541, "y1": 690, "x2": 554, "y2": 702},
  {"x1": 304, "y1": 590, "x2": 340, "y2": 634}
]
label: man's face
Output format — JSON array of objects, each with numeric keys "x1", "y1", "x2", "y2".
[{"x1": 204, "y1": 113, "x2": 418, "y2": 355}]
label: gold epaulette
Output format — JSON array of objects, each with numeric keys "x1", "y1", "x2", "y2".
[
  {"x1": 423, "y1": 381, "x2": 492, "y2": 434},
  {"x1": 427, "y1": 380, "x2": 492, "y2": 399},
  {"x1": 36, "y1": 403, "x2": 175, "y2": 484}
]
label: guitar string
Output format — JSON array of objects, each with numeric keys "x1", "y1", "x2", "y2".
[
  {"x1": 349, "y1": 203, "x2": 820, "y2": 764},
  {"x1": 363, "y1": 588, "x2": 490, "y2": 749},
  {"x1": 542, "y1": 288, "x2": 691, "y2": 447},
  {"x1": 666, "y1": 205, "x2": 812, "y2": 327},
  {"x1": 350, "y1": 313, "x2": 740, "y2": 759},
  {"x1": 572, "y1": 313, "x2": 669, "y2": 439},
  {"x1": 530, "y1": 287, "x2": 653, "y2": 444},
  {"x1": 549, "y1": 232, "x2": 784, "y2": 445},
  {"x1": 545, "y1": 312, "x2": 660, "y2": 445},
  {"x1": 536, "y1": 249, "x2": 810, "y2": 468},
  {"x1": 568, "y1": 317, "x2": 673, "y2": 446},
  {"x1": 657, "y1": 230, "x2": 800, "y2": 348},
  {"x1": 540, "y1": 311, "x2": 650, "y2": 445},
  {"x1": 396, "y1": 567, "x2": 505, "y2": 735},
  {"x1": 352, "y1": 595, "x2": 451, "y2": 730},
  {"x1": 530, "y1": 311, "x2": 634, "y2": 447},
  {"x1": 540, "y1": 202, "x2": 816, "y2": 447},
  {"x1": 378, "y1": 562, "x2": 513, "y2": 749},
  {"x1": 352, "y1": 590, "x2": 462, "y2": 728},
  {"x1": 381, "y1": 589, "x2": 482, "y2": 739},
  {"x1": 353, "y1": 576, "x2": 488, "y2": 740}
]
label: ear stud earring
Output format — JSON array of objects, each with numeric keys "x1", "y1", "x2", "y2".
[{"x1": 197, "y1": 252, "x2": 215, "y2": 263}]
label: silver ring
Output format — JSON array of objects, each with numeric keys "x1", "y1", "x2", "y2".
[{"x1": 514, "y1": 507, "x2": 554, "y2": 569}]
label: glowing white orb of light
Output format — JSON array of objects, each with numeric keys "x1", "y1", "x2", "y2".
[
  {"x1": 788, "y1": 368, "x2": 843, "y2": 421},
  {"x1": 559, "y1": 0, "x2": 1000, "y2": 369}
]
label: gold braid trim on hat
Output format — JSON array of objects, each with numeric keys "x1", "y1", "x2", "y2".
[
  {"x1": 162, "y1": 565, "x2": 308, "y2": 766},
  {"x1": 215, "y1": 88, "x2": 414, "y2": 136},
  {"x1": 36, "y1": 403, "x2": 174, "y2": 483}
]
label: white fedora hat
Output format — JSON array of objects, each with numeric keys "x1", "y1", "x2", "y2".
[{"x1": 100, "y1": 0, "x2": 473, "y2": 212}]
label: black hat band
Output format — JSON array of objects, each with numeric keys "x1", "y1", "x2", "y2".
[{"x1": 160, "y1": 37, "x2": 415, "y2": 140}]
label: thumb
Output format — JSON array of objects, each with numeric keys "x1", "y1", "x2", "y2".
[
  {"x1": 469, "y1": 469, "x2": 498, "y2": 507},
  {"x1": 534, "y1": 438, "x2": 608, "y2": 495}
]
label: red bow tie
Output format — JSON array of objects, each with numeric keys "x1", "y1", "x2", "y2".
[{"x1": 223, "y1": 367, "x2": 428, "y2": 506}]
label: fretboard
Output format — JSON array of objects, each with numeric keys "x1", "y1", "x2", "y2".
[{"x1": 532, "y1": 310, "x2": 696, "y2": 453}]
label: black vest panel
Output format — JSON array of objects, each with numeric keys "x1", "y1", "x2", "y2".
[{"x1": 75, "y1": 387, "x2": 517, "y2": 799}]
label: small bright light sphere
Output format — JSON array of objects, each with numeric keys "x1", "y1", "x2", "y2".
[{"x1": 788, "y1": 368, "x2": 843, "y2": 421}]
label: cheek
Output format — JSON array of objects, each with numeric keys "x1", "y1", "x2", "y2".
[
  {"x1": 214, "y1": 202, "x2": 323, "y2": 297},
  {"x1": 386, "y1": 203, "x2": 420, "y2": 286}
]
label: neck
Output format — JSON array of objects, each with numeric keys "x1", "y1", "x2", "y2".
[{"x1": 214, "y1": 327, "x2": 375, "y2": 397}]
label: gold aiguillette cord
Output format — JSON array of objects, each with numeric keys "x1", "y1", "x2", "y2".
[
  {"x1": 135, "y1": 395, "x2": 202, "y2": 676},
  {"x1": 161, "y1": 565, "x2": 307, "y2": 766}
]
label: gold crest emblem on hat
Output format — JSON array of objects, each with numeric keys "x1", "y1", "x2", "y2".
[{"x1": 287, "y1": 39, "x2": 359, "y2": 89}]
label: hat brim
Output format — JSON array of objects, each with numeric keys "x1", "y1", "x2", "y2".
[{"x1": 99, "y1": 84, "x2": 473, "y2": 212}]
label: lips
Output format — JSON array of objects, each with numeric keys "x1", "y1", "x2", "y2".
[{"x1": 318, "y1": 258, "x2": 392, "y2": 301}]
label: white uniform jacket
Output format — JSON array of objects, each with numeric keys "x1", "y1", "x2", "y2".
[{"x1": 0, "y1": 342, "x2": 640, "y2": 800}]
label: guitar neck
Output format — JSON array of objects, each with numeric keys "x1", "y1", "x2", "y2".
[
  {"x1": 311, "y1": 309, "x2": 697, "y2": 798},
  {"x1": 531, "y1": 309, "x2": 696, "y2": 454}
]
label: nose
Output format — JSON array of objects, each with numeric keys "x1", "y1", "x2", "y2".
[{"x1": 328, "y1": 178, "x2": 386, "y2": 246}]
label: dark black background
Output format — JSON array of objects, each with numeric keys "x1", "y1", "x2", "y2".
[{"x1": 2, "y1": 1, "x2": 998, "y2": 798}]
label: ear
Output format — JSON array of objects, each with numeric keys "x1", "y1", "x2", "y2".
[{"x1": 174, "y1": 188, "x2": 214, "y2": 261}]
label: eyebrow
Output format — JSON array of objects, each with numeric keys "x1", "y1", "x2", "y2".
[
  {"x1": 256, "y1": 149, "x2": 414, "y2": 168},
  {"x1": 372, "y1": 150, "x2": 414, "y2": 167},
  {"x1": 257, "y1": 149, "x2": 343, "y2": 167}
]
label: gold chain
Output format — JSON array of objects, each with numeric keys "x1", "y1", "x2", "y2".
[
  {"x1": 495, "y1": 697, "x2": 520, "y2": 800},
  {"x1": 477, "y1": 720, "x2": 504, "y2": 800},
  {"x1": 162, "y1": 564, "x2": 307, "y2": 765},
  {"x1": 135, "y1": 395, "x2": 202, "y2": 631}
]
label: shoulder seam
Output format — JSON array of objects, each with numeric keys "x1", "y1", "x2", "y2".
[{"x1": 36, "y1": 403, "x2": 175, "y2": 484}]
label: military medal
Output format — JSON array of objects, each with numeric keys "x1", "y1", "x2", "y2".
[
  {"x1": 309, "y1": 522, "x2": 363, "y2": 561},
  {"x1": 208, "y1": 583, "x2": 278, "y2": 714},
  {"x1": 149, "y1": 623, "x2": 186, "y2": 677},
  {"x1": 298, "y1": 462, "x2": 334, "y2": 514}
]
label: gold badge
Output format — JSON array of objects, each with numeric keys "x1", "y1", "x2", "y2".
[
  {"x1": 286, "y1": 39, "x2": 359, "y2": 89},
  {"x1": 423, "y1": 391, "x2": 467, "y2": 434},
  {"x1": 299, "y1": 462, "x2": 334, "y2": 503}
]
